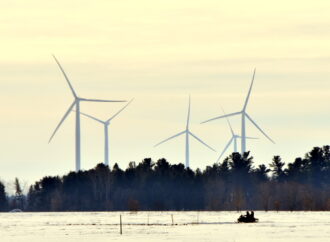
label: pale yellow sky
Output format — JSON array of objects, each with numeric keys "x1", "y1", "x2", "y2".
[{"x1": 0, "y1": 0, "x2": 330, "y2": 186}]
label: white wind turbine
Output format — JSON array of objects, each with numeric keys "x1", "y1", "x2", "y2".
[
  {"x1": 201, "y1": 69, "x2": 275, "y2": 154},
  {"x1": 155, "y1": 96, "x2": 216, "y2": 168},
  {"x1": 49, "y1": 55, "x2": 126, "y2": 172},
  {"x1": 215, "y1": 108, "x2": 258, "y2": 162},
  {"x1": 74, "y1": 98, "x2": 134, "y2": 167}
]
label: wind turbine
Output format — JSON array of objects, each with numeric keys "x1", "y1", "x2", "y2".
[
  {"x1": 201, "y1": 69, "x2": 275, "y2": 154},
  {"x1": 155, "y1": 96, "x2": 216, "y2": 168},
  {"x1": 215, "y1": 108, "x2": 258, "y2": 162},
  {"x1": 74, "y1": 98, "x2": 134, "y2": 167},
  {"x1": 49, "y1": 55, "x2": 126, "y2": 172}
]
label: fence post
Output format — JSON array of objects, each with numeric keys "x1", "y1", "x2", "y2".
[
  {"x1": 171, "y1": 214, "x2": 174, "y2": 225},
  {"x1": 120, "y1": 214, "x2": 122, "y2": 235}
]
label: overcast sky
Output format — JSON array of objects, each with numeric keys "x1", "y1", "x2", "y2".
[{"x1": 1, "y1": 0, "x2": 330, "y2": 190}]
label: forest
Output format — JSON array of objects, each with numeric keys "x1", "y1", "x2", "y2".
[{"x1": 1, "y1": 146, "x2": 330, "y2": 212}]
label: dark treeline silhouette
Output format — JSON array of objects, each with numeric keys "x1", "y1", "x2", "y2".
[
  {"x1": 2, "y1": 146, "x2": 330, "y2": 212},
  {"x1": 0, "y1": 180, "x2": 8, "y2": 211}
]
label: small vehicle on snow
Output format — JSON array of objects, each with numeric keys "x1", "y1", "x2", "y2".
[{"x1": 237, "y1": 211, "x2": 258, "y2": 223}]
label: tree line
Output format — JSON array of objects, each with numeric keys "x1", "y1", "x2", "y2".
[{"x1": 1, "y1": 145, "x2": 330, "y2": 212}]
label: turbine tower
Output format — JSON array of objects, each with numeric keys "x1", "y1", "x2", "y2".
[
  {"x1": 49, "y1": 55, "x2": 126, "y2": 172},
  {"x1": 155, "y1": 96, "x2": 216, "y2": 168},
  {"x1": 201, "y1": 69, "x2": 274, "y2": 154},
  {"x1": 75, "y1": 98, "x2": 134, "y2": 167},
  {"x1": 216, "y1": 108, "x2": 258, "y2": 162}
]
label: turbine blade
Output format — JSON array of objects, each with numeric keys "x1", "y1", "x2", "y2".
[
  {"x1": 154, "y1": 131, "x2": 186, "y2": 147},
  {"x1": 189, "y1": 131, "x2": 216, "y2": 152},
  {"x1": 107, "y1": 98, "x2": 134, "y2": 122},
  {"x1": 201, "y1": 111, "x2": 242, "y2": 124},
  {"x1": 73, "y1": 110, "x2": 104, "y2": 124},
  {"x1": 81, "y1": 98, "x2": 126, "y2": 103},
  {"x1": 243, "y1": 68, "x2": 256, "y2": 111},
  {"x1": 52, "y1": 55, "x2": 77, "y2": 98},
  {"x1": 186, "y1": 95, "x2": 191, "y2": 129},
  {"x1": 221, "y1": 106, "x2": 234, "y2": 135},
  {"x1": 49, "y1": 100, "x2": 76, "y2": 143},
  {"x1": 216, "y1": 137, "x2": 234, "y2": 162},
  {"x1": 245, "y1": 113, "x2": 275, "y2": 144}
]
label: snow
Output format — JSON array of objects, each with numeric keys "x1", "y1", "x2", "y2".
[{"x1": 0, "y1": 211, "x2": 329, "y2": 242}]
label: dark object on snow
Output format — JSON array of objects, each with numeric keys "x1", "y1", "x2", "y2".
[
  {"x1": 9, "y1": 209, "x2": 23, "y2": 213},
  {"x1": 237, "y1": 211, "x2": 258, "y2": 223}
]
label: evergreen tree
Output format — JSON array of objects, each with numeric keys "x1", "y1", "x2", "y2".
[
  {"x1": 0, "y1": 181, "x2": 8, "y2": 211},
  {"x1": 270, "y1": 156, "x2": 286, "y2": 181},
  {"x1": 14, "y1": 178, "x2": 24, "y2": 210}
]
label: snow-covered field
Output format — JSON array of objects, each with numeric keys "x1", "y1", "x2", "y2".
[{"x1": 0, "y1": 211, "x2": 329, "y2": 242}]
